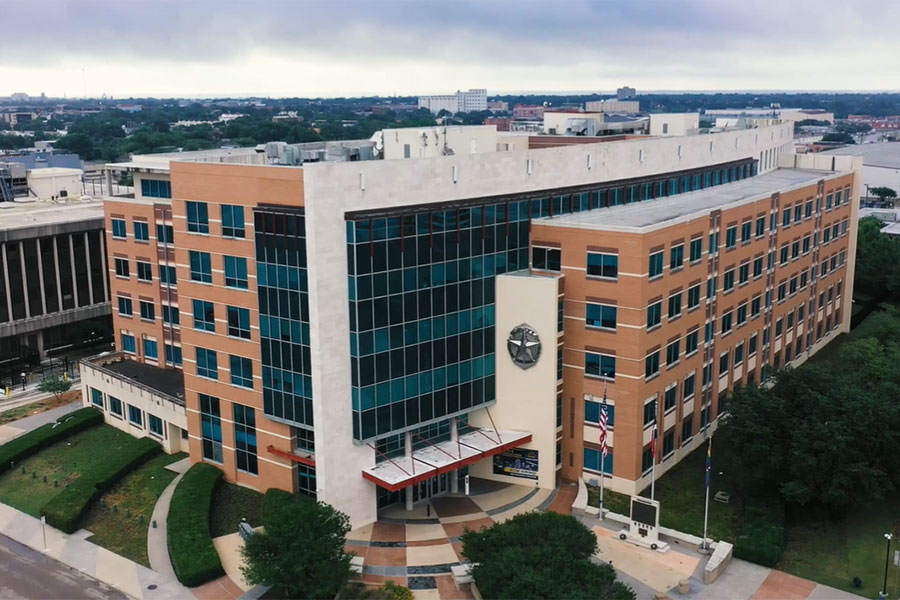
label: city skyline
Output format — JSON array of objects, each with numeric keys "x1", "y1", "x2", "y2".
[{"x1": 1, "y1": 0, "x2": 898, "y2": 98}]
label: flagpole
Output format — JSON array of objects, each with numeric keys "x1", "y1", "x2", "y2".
[
  {"x1": 702, "y1": 436, "x2": 712, "y2": 551},
  {"x1": 650, "y1": 425, "x2": 657, "y2": 501}
]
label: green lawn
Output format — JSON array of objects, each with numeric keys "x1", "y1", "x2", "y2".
[
  {"x1": 0, "y1": 425, "x2": 139, "y2": 517},
  {"x1": 209, "y1": 480, "x2": 264, "y2": 538},
  {"x1": 780, "y1": 497, "x2": 900, "y2": 598},
  {"x1": 80, "y1": 452, "x2": 186, "y2": 567}
]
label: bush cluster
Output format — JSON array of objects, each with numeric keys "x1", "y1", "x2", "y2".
[
  {"x1": 40, "y1": 436, "x2": 161, "y2": 533},
  {"x1": 0, "y1": 408, "x2": 102, "y2": 476},
  {"x1": 167, "y1": 463, "x2": 224, "y2": 587}
]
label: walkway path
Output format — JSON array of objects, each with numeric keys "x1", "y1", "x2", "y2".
[
  {"x1": 344, "y1": 480, "x2": 577, "y2": 600},
  {"x1": 146, "y1": 458, "x2": 191, "y2": 579},
  {"x1": 0, "y1": 402, "x2": 81, "y2": 444},
  {"x1": 0, "y1": 501, "x2": 194, "y2": 600}
]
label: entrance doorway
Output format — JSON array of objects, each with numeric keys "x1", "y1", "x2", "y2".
[{"x1": 412, "y1": 471, "x2": 450, "y2": 503}]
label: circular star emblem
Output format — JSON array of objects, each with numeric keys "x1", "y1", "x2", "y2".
[{"x1": 507, "y1": 324, "x2": 541, "y2": 370}]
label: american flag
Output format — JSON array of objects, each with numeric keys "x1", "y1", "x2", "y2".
[
  {"x1": 705, "y1": 438, "x2": 712, "y2": 489},
  {"x1": 599, "y1": 390, "x2": 609, "y2": 461}
]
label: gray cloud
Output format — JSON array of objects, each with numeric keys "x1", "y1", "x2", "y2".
[{"x1": 1, "y1": 0, "x2": 897, "y2": 96}]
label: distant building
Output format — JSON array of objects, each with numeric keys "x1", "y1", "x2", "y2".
[
  {"x1": 616, "y1": 86, "x2": 636, "y2": 100},
  {"x1": 649, "y1": 113, "x2": 700, "y2": 137},
  {"x1": 418, "y1": 89, "x2": 488, "y2": 114},
  {"x1": 487, "y1": 100, "x2": 509, "y2": 112},
  {"x1": 0, "y1": 110, "x2": 37, "y2": 126},
  {"x1": 379, "y1": 125, "x2": 497, "y2": 159},
  {"x1": 8, "y1": 93, "x2": 29, "y2": 102},
  {"x1": 513, "y1": 105, "x2": 546, "y2": 120},
  {"x1": 272, "y1": 111, "x2": 304, "y2": 124},
  {"x1": 484, "y1": 117, "x2": 512, "y2": 132},
  {"x1": 819, "y1": 143, "x2": 900, "y2": 196},
  {"x1": 543, "y1": 110, "x2": 648, "y2": 136},
  {"x1": 705, "y1": 108, "x2": 834, "y2": 124},
  {"x1": 584, "y1": 100, "x2": 640, "y2": 114}
]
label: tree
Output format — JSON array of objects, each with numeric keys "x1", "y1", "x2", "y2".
[
  {"x1": 461, "y1": 511, "x2": 634, "y2": 599},
  {"x1": 38, "y1": 374, "x2": 72, "y2": 401},
  {"x1": 854, "y1": 216, "x2": 900, "y2": 296},
  {"x1": 241, "y1": 493, "x2": 352, "y2": 599},
  {"x1": 870, "y1": 186, "x2": 898, "y2": 203}
]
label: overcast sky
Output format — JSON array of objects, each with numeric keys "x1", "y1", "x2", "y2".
[{"x1": 2, "y1": 0, "x2": 898, "y2": 98}]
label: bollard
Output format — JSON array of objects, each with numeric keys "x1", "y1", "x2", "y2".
[{"x1": 152, "y1": 520, "x2": 157, "y2": 529}]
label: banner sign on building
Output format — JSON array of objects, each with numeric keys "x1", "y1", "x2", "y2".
[{"x1": 493, "y1": 448, "x2": 538, "y2": 480}]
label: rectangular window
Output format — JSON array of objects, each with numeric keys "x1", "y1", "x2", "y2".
[
  {"x1": 776, "y1": 318, "x2": 784, "y2": 338},
  {"x1": 647, "y1": 301, "x2": 662, "y2": 328},
  {"x1": 642, "y1": 447, "x2": 654, "y2": 473},
  {"x1": 725, "y1": 226, "x2": 737, "y2": 249},
  {"x1": 684, "y1": 373, "x2": 696, "y2": 399},
  {"x1": 751, "y1": 295, "x2": 761, "y2": 317},
  {"x1": 707, "y1": 276, "x2": 717, "y2": 299},
  {"x1": 137, "y1": 261, "x2": 152, "y2": 282},
  {"x1": 122, "y1": 333, "x2": 136, "y2": 354},
  {"x1": 666, "y1": 340, "x2": 680, "y2": 366},
  {"x1": 719, "y1": 351, "x2": 730, "y2": 375},
  {"x1": 723, "y1": 269, "x2": 735, "y2": 292},
  {"x1": 685, "y1": 330, "x2": 699, "y2": 355},
  {"x1": 221, "y1": 205, "x2": 246, "y2": 238},
  {"x1": 749, "y1": 333, "x2": 758, "y2": 356},
  {"x1": 649, "y1": 251, "x2": 664, "y2": 278},
  {"x1": 782, "y1": 207, "x2": 791, "y2": 227},
  {"x1": 189, "y1": 251, "x2": 212, "y2": 283},
  {"x1": 643, "y1": 398, "x2": 657, "y2": 426},
  {"x1": 196, "y1": 347, "x2": 218, "y2": 380},
  {"x1": 165, "y1": 343, "x2": 183, "y2": 366},
  {"x1": 756, "y1": 216, "x2": 766, "y2": 237},
  {"x1": 753, "y1": 256, "x2": 763, "y2": 278},
  {"x1": 664, "y1": 386, "x2": 677, "y2": 411},
  {"x1": 688, "y1": 284, "x2": 701, "y2": 309},
  {"x1": 645, "y1": 351, "x2": 660, "y2": 379},
  {"x1": 709, "y1": 232, "x2": 719, "y2": 255},
  {"x1": 157, "y1": 224, "x2": 174, "y2": 244},
  {"x1": 780, "y1": 244, "x2": 789, "y2": 265},
  {"x1": 159, "y1": 265, "x2": 177, "y2": 286},
  {"x1": 663, "y1": 429, "x2": 675, "y2": 458},
  {"x1": 583, "y1": 447, "x2": 613, "y2": 475},
  {"x1": 690, "y1": 238, "x2": 703, "y2": 262},
  {"x1": 139, "y1": 300, "x2": 155, "y2": 321},
  {"x1": 224, "y1": 256, "x2": 249, "y2": 289},
  {"x1": 134, "y1": 221, "x2": 149, "y2": 241},
  {"x1": 234, "y1": 404, "x2": 258, "y2": 474},
  {"x1": 741, "y1": 221, "x2": 752, "y2": 243},
  {"x1": 668, "y1": 293, "x2": 682, "y2": 319},
  {"x1": 805, "y1": 200, "x2": 813, "y2": 218},
  {"x1": 794, "y1": 204, "x2": 802, "y2": 222},
  {"x1": 143, "y1": 339, "x2": 158, "y2": 360},
  {"x1": 739, "y1": 263, "x2": 749, "y2": 285},
  {"x1": 670, "y1": 244, "x2": 684, "y2": 270},
  {"x1": 115, "y1": 257, "x2": 130, "y2": 278},
  {"x1": 584, "y1": 400, "x2": 616, "y2": 427},
  {"x1": 230, "y1": 355, "x2": 254, "y2": 389},
  {"x1": 826, "y1": 193, "x2": 833, "y2": 210},
  {"x1": 586, "y1": 252, "x2": 618, "y2": 279},
  {"x1": 109, "y1": 396, "x2": 123, "y2": 417},
  {"x1": 186, "y1": 201, "x2": 210, "y2": 234},
  {"x1": 532, "y1": 247, "x2": 561, "y2": 271},
  {"x1": 722, "y1": 310, "x2": 733, "y2": 333},
  {"x1": 734, "y1": 341, "x2": 744, "y2": 365},
  {"x1": 118, "y1": 296, "x2": 132, "y2": 316},
  {"x1": 585, "y1": 352, "x2": 615, "y2": 379},
  {"x1": 778, "y1": 283, "x2": 786, "y2": 302},
  {"x1": 162, "y1": 304, "x2": 180, "y2": 326},
  {"x1": 681, "y1": 416, "x2": 694, "y2": 445},
  {"x1": 200, "y1": 394, "x2": 223, "y2": 463},
  {"x1": 737, "y1": 303, "x2": 747, "y2": 325},
  {"x1": 128, "y1": 404, "x2": 143, "y2": 427},
  {"x1": 792, "y1": 241, "x2": 800, "y2": 260},
  {"x1": 140, "y1": 179, "x2": 171, "y2": 198},
  {"x1": 91, "y1": 388, "x2": 104, "y2": 407},
  {"x1": 227, "y1": 306, "x2": 252, "y2": 339},
  {"x1": 111, "y1": 218, "x2": 127, "y2": 239},
  {"x1": 193, "y1": 300, "x2": 215, "y2": 332},
  {"x1": 585, "y1": 304, "x2": 616, "y2": 330},
  {"x1": 149, "y1": 414, "x2": 163, "y2": 437}
]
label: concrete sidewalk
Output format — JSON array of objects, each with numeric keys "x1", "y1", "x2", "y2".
[
  {"x1": 0, "y1": 501, "x2": 194, "y2": 600},
  {"x1": 147, "y1": 458, "x2": 190, "y2": 579},
  {"x1": 0, "y1": 401, "x2": 81, "y2": 444}
]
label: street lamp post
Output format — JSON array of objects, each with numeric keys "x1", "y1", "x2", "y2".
[{"x1": 882, "y1": 532, "x2": 892, "y2": 599}]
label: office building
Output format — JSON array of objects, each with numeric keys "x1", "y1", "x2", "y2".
[
  {"x1": 617, "y1": 86, "x2": 637, "y2": 100},
  {"x1": 0, "y1": 199, "x2": 111, "y2": 372},
  {"x1": 418, "y1": 89, "x2": 488, "y2": 114},
  {"x1": 585, "y1": 100, "x2": 640, "y2": 114},
  {"x1": 513, "y1": 105, "x2": 546, "y2": 120},
  {"x1": 80, "y1": 122, "x2": 858, "y2": 530}
]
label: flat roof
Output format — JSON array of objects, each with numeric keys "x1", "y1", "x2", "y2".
[
  {"x1": 537, "y1": 168, "x2": 844, "y2": 233},
  {"x1": 818, "y1": 143, "x2": 900, "y2": 169},
  {"x1": 0, "y1": 199, "x2": 103, "y2": 233},
  {"x1": 99, "y1": 357, "x2": 185, "y2": 403}
]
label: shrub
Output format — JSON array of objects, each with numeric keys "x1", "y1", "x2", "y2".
[
  {"x1": 733, "y1": 497, "x2": 785, "y2": 567},
  {"x1": 0, "y1": 408, "x2": 102, "y2": 476},
  {"x1": 41, "y1": 435, "x2": 161, "y2": 533},
  {"x1": 168, "y1": 463, "x2": 224, "y2": 587}
]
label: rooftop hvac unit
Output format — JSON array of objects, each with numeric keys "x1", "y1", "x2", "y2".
[{"x1": 264, "y1": 141, "x2": 289, "y2": 163}]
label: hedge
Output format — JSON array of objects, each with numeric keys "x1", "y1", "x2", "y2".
[
  {"x1": 261, "y1": 488, "x2": 307, "y2": 528},
  {"x1": 733, "y1": 495, "x2": 786, "y2": 567},
  {"x1": 0, "y1": 408, "x2": 103, "y2": 476},
  {"x1": 168, "y1": 463, "x2": 224, "y2": 587},
  {"x1": 41, "y1": 435, "x2": 162, "y2": 533}
]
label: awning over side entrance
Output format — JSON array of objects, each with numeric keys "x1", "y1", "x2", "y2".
[{"x1": 362, "y1": 428, "x2": 532, "y2": 492}]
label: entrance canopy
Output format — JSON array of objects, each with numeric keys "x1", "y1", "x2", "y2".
[{"x1": 362, "y1": 428, "x2": 532, "y2": 492}]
